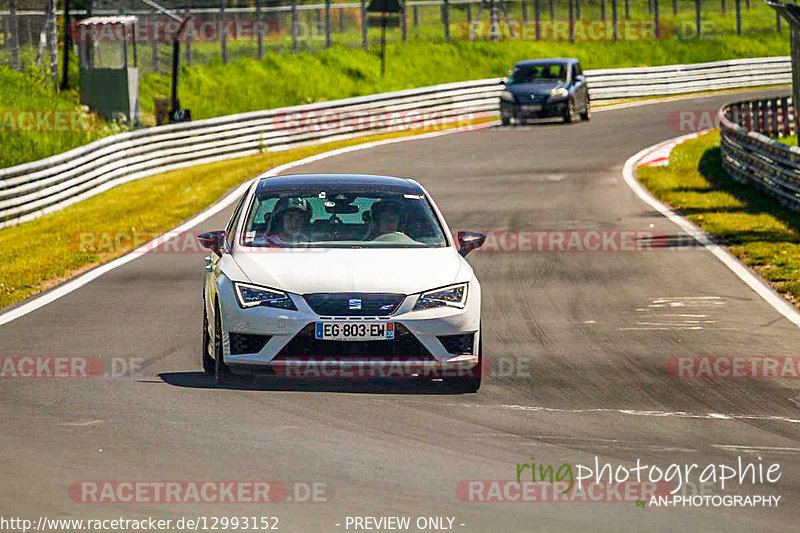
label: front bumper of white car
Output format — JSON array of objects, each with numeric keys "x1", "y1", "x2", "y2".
[{"x1": 217, "y1": 277, "x2": 481, "y2": 377}]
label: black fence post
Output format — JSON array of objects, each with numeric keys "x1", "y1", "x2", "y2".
[
  {"x1": 325, "y1": 0, "x2": 332, "y2": 47},
  {"x1": 735, "y1": 0, "x2": 742, "y2": 35},
  {"x1": 695, "y1": 0, "x2": 701, "y2": 37}
]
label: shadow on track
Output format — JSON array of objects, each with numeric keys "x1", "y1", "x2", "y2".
[{"x1": 158, "y1": 371, "x2": 476, "y2": 395}]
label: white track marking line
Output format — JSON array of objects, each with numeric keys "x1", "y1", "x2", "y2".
[
  {"x1": 501, "y1": 404, "x2": 800, "y2": 424},
  {"x1": 57, "y1": 419, "x2": 104, "y2": 426},
  {"x1": 711, "y1": 444, "x2": 800, "y2": 453},
  {"x1": 622, "y1": 135, "x2": 800, "y2": 328},
  {"x1": 0, "y1": 124, "x2": 494, "y2": 327}
]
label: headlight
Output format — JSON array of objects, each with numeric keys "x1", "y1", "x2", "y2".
[
  {"x1": 413, "y1": 283, "x2": 469, "y2": 310},
  {"x1": 234, "y1": 282, "x2": 297, "y2": 310},
  {"x1": 549, "y1": 87, "x2": 569, "y2": 99},
  {"x1": 500, "y1": 91, "x2": 516, "y2": 103}
]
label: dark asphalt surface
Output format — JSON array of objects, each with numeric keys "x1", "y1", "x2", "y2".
[{"x1": 1, "y1": 90, "x2": 799, "y2": 532}]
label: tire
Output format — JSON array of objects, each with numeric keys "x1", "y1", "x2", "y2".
[
  {"x1": 213, "y1": 301, "x2": 231, "y2": 385},
  {"x1": 202, "y1": 303, "x2": 214, "y2": 375},
  {"x1": 580, "y1": 97, "x2": 591, "y2": 121},
  {"x1": 444, "y1": 330, "x2": 482, "y2": 393},
  {"x1": 501, "y1": 115, "x2": 511, "y2": 126},
  {"x1": 563, "y1": 99, "x2": 577, "y2": 123}
]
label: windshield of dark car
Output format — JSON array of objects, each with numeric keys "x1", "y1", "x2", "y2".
[
  {"x1": 240, "y1": 189, "x2": 449, "y2": 248},
  {"x1": 508, "y1": 63, "x2": 567, "y2": 84}
]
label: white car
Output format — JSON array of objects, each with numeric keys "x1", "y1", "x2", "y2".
[{"x1": 198, "y1": 174, "x2": 486, "y2": 392}]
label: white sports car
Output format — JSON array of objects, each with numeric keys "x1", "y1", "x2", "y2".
[{"x1": 198, "y1": 174, "x2": 486, "y2": 391}]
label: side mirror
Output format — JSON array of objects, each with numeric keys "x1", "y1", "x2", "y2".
[
  {"x1": 457, "y1": 231, "x2": 486, "y2": 257},
  {"x1": 198, "y1": 230, "x2": 227, "y2": 256},
  {"x1": 576, "y1": 74, "x2": 586, "y2": 83}
]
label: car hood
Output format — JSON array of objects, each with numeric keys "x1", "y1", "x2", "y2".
[
  {"x1": 506, "y1": 80, "x2": 566, "y2": 97},
  {"x1": 231, "y1": 246, "x2": 466, "y2": 294}
]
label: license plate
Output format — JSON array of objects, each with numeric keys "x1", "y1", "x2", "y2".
[
  {"x1": 523, "y1": 104, "x2": 542, "y2": 111},
  {"x1": 315, "y1": 322, "x2": 395, "y2": 341}
]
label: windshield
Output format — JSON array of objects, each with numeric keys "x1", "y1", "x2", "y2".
[
  {"x1": 240, "y1": 189, "x2": 448, "y2": 248},
  {"x1": 508, "y1": 63, "x2": 567, "y2": 84}
]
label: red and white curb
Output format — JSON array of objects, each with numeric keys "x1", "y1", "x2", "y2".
[{"x1": 636, "y1": 129, "x2": 711, "y2": 167}]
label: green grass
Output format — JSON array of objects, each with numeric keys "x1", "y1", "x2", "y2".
[
  {"x1": 637, "y1": 130, "x2": 800, "y2": 306},
  {"x1": 0, "y1": 118, "x2": 491, "y2": 310},
  {"x1": 0, "y1": 66, "x2": 126, "y2": 168}
]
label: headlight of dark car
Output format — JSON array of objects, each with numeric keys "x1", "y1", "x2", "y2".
[
  {"x1": 413, "y1": 283, "x2": 469, "y2": 310},
  {"x1": 549, "y1": 88, "x2": 569, "y2": 100},
  {"x1": 500, "y1": 91, "x2": 516, "y2": 103},
  {"x1": 234, "y1": 282, "x2": 297, "y2": 310}
]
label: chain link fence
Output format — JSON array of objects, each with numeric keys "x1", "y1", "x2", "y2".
[{"x1": 0, "y1": 0, "x2": 790, "y2": 75}]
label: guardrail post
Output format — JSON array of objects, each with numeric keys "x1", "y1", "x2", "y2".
[
  {"x1": 779, "y1": 97, "x2": 788, "y2": 137},
  {"x1": 772, "y1": 99, "x2": 781, "y2": 136}
]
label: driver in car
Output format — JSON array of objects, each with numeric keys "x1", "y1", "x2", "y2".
[
  {"x1": 269, "y1": 197, "x2": 311, "y2": 244},
  {"x1": 367, "y1": 200, "x2": 406, "y2": 239}
]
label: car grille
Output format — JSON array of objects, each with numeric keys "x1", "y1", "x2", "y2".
[
  {"x1": 229, "y1": 333, "x2": 272, "y2": 355},
  {"x1": 437, "y1": 333, "x2": 475, "y2": 355},
  {"x1": 273, "y1": 323, "x2": 433, "y2": 361},
  {"x1": 303, "y1": 293, "x2": 405, "y2": 316}
]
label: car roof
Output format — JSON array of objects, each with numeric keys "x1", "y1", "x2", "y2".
[
  {"x1": 514, "y1": 58, "x2": 578, "y2": 67},
  {"x1": 255, "y1": 173, "x2": 423, "y2": 194}
]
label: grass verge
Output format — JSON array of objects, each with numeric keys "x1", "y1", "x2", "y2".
[
  {"x1": 0, "y1": 118, "x2": 492, "y2": 311},
  {"x1": 637, "y1": 130, "x2": 800, "y2": 307}
]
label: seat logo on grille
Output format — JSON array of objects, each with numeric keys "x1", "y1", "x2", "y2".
[{"x1": 348, "y1": 298, "x2": 362, "y2": 310}]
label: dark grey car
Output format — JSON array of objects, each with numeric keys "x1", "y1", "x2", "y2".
[{"x1": 499, "y1": 58, "x2": 590, "y2": 125}]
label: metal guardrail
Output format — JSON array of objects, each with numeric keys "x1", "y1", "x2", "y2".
[
  {"x1": 719, "y1": 94, "x2": 800, "y2": 209},
  {"x1": 0, "y1": 56, "x2": 793, "y2": 229}
]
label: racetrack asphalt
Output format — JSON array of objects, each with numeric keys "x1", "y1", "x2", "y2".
[{"x1": 1, "y1": 89, "x2": 798, "y2": 532}]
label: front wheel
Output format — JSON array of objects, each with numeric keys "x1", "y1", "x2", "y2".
[
  {"x1": 580, "y1": 98, "x2": 591, "y2": 121},
  {"x1": 202, "y1": 303, "x2": 214, "y2": 375},
  {"x1": 501, "y1": 115, "x2": 511, "y2": 126},
  {"x1": 563, "y1": 99, "x2": 577, "y2": 123},
  {"x1": 213, "y1": 301, "x2": 231, "y2": 385},
  {"x1": 444, "y1": 331, "x2": 482, "y2": 393}
]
